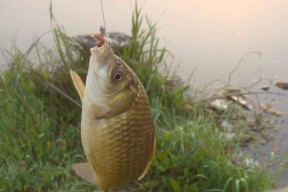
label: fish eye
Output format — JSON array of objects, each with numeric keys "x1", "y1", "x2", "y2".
[{"x1": 113, "y1": 73, "x2": 123, "y2": 81}]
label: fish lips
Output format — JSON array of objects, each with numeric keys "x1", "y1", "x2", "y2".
[{"x1": 90, "y1": 44, "x2": 113, "y2": 69}]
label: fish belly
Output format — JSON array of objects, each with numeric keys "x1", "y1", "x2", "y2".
[{"x1": 81, "y1": 97, "x2": 154, "y2": 189}]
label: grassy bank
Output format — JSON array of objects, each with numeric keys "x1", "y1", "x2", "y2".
[{"x1": 0, "y1": 5, "x2": 274, "y2": 192}]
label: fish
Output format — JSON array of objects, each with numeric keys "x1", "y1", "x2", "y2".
[{"x1": 70, "y1": 37, "x2": 155, "y2": 190}]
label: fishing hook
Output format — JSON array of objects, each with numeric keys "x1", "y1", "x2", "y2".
[
  {"x1": 94, "y1": 26, "x2": 106, "y2": 47},
  {"x1": 94, "y1": 0, "x2": 106, "y2": 47}
]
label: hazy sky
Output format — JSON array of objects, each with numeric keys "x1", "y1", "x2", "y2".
[{"x1": 1, "y1": 0, "x2": 287, "y2": 86}]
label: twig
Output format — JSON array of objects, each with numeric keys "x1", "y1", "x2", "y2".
[
  {"x1": 18, "y1": 64, "x2": 81, "y2": 108},
  {"x1": 226, "y1": 51, "x2": 262, "y2": 85},
  {"x1": 22, "y1": 30, "x2": 51, "y2": 64},
  {"x1": 224, "y1": 91, "x2": 287, "y2": 97},
  {"x1": 202, "y1": 91, "x2": 287, "y2": 102},
  {"x1": 46, "y1": 81, "x2": 81, "y2": 107}
]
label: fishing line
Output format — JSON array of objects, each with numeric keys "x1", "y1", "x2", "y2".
[{"x1": 100, "y1": 0, "x2": 106, "y2": 31}]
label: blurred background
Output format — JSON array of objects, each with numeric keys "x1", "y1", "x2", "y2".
[{"x1": 1, "y1": 0, "x2": 288, "y2": 86}]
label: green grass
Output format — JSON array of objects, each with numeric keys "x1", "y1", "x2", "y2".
[{"x1": 0, "y1": 3, "x2": 274, "y2": 192}]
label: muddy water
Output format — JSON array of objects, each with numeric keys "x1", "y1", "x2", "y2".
[
  {"x1": 242, "y1": 84, "x2": 288, "y2": 187},
  {"x1": 1, "y1": 0, "x2": 287, "y2": 186}
]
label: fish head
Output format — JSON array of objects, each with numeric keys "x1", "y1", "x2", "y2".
[{"x1": 86, "y1": 44, "x2": 137, "y2": 115}]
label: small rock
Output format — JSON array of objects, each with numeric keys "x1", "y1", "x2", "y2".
[
  {"x1": 260, "y1": 85, "x2": 270, "y2": 91},
  {"x1": 224, "y1": 88, "x2": 254, "y2": 110},
  {"x1": 229, "y1": 95, "x2": 254, "y2": 110},
  {"x1": 74, "y1": 32, "x2": 131, "y2": 49},
  {"x1": 209, "y1": 99, "x2": 228, "y2": 112},
  {"x1": 275, "y1": 81, "x2": 288, "y2": 90}
]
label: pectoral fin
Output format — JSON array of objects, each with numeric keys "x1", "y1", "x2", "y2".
[
  {"x1": 70, "y1": 69, "x2": 85, "y2": 102},
  {"x1": 138, "y1": 132, "x2": 156, "y2": 180},
  {"x1": 72, "y1": 162, "x2": 97, "y2": 186}
]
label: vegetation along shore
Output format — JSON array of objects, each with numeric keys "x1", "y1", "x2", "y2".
[{"x1": 1, "y1": 5, "x2": 287, "y2": 192}]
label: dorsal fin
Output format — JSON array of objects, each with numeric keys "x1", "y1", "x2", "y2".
[
  {"x1": 72, "y1": 162, "x2": 97, "y2": 186},
  {"x1": 70, "y1": 69, "x2": 85, "y2": 102},
  {"x1": 138, "y1": 132, "x2": 156, "y2": 180}
]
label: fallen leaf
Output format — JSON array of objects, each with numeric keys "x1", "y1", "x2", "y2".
[{"x1": 261, "y1": 103, "x2": 283, "y2": 117}]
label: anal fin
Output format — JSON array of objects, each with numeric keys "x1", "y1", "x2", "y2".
[{"x1": 72, "y1": 162, "x2": 97, "y2": 186}]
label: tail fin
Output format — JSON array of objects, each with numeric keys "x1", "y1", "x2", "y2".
[{"x1": 72, "y1": 162, "x2": 97, "y2": 186}]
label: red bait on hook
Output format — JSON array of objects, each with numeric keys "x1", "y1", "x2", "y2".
[{"x1": 94, "y1": 26, "x2": 106, "y2": 47}]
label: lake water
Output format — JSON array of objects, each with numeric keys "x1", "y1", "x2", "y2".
[{"x1": 1, "y1": 0, "x2": 287, "y2": 186}]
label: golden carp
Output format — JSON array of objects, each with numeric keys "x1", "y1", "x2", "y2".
[{"x1": 70, "y1": 40, "x2": 155, "y2": 190}]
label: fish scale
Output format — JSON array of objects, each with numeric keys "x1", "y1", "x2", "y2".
[
  {"x1": 71, "y1": 43, "x2": 155, "y2": 190},
  {"x1": 83, "y1": 94, "x2": 154, "y2": 189}
]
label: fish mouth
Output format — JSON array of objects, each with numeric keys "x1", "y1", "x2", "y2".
[
  {"x1": 91, "y1": 43, "x2": 106, "y2": 57},
  {"x1": 90, "y1": 43, "x2": 111, "y2": 69},
  {"x1": 91, "y1": 32, "x2": 109, "y2": 62}
]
